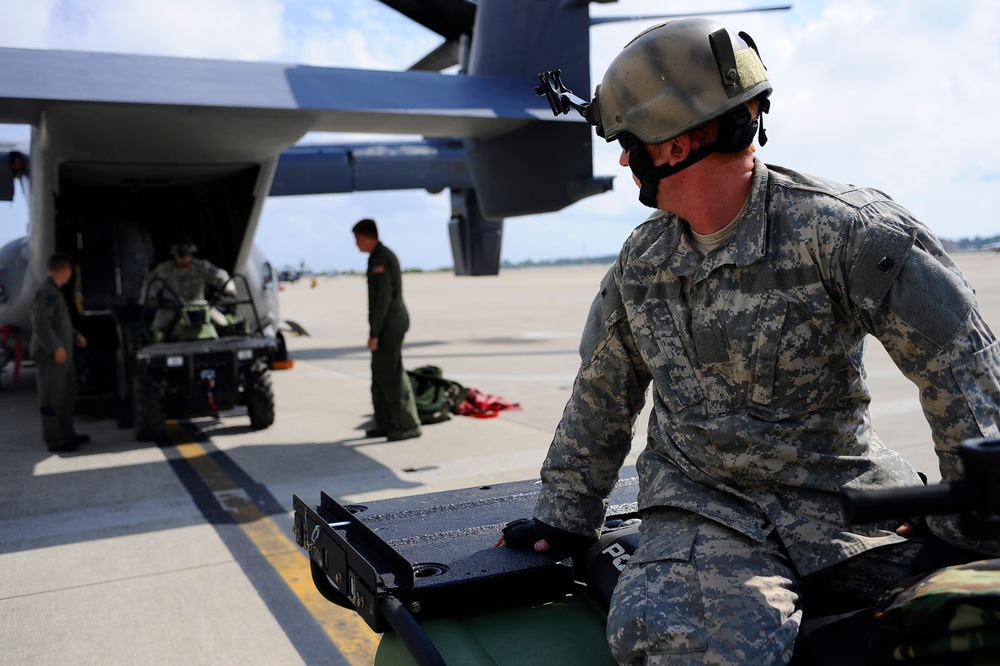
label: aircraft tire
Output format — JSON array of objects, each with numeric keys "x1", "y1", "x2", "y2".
[
  {"x1": 133, "y1": 374, "x2": 163, "y2": 441},
  {"x1": 246, "y1": 361, "x2": 274, "y2": 429}
]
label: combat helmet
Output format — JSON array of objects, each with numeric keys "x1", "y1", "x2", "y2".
[
  {"x1": 594, "y1": 18, "x2": 772, "y2": 206},
  {"x1": 170, "y1": 240, "x2": 198, "y2": 257}
]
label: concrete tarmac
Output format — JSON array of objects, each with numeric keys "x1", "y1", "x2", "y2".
[{"x1": 3, "y1": 254, "x2": 999, "y2": 665}]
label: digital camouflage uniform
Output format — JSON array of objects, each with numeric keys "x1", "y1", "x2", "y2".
[
  {"x1": 29, "y1": 276, "x2": 79, "y2": 448},
  {"x1": 366, "y1": 242, "x2": 420, "y2": 433},
  {"x1": 534, "y1": 161, "x2": 1000, "y2": 664},
  {"x1": 141, "y1": 257, "x2": 230, "y2": 304},
  {"x1": 140, "y1": 258, "x2": 231, "y2": 333}
]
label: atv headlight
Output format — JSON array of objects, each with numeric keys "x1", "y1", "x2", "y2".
[
  {"x1": 166, "y1": 355, "x2": 184, "y2": 368},
  {"x1": 237, "y1": 349, "x2": 253, "y2": 361}
]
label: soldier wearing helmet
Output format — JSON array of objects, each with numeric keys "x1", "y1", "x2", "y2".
[
  {"x1": 502, "y1": 18, "x2": 1000, "y2": 663},
  {"x1": 595, "y1": 18, "x2": 772, "y2": 210},
  {"x1": 140, "y1": 240, "x2": 237, "y2": 337}
]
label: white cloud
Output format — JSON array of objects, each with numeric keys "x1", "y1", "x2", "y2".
[
  {"x1": 764, "y1": 0, "x2": 1000, "y2": 236},
  {"x1": 586, "y1": 0, "x2": 1000, "y2": 246},
  {"x1": 0, "y1": 0, "x2": 287, "y2": 60},
  {"x1": 0, "y1": 0, "x2": 58, "y2": 49}
]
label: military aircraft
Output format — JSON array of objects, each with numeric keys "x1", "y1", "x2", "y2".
[{"x1": 0, "y1": 0, "x2": 788, "y2": 404}]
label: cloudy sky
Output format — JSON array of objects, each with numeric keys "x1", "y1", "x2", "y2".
[{"x1": 1, "y1": 0, "x2": 998, "y2": 273}]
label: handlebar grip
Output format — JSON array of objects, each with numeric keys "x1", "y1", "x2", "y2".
[{"x1": 842, "y1": 480, "x2": 977, "y2": 524}]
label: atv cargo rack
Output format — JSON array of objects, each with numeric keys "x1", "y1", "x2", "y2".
[{"x1": 292, "y1": 470, "x2": 640, "y2": 665}]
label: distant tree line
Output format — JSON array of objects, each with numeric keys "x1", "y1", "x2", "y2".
[
  {"x1": 940, "y1": 235, "x2": 1000, "y2": 251},
  {"x1": 319, "y1": 236, "x2": 1000, "y2": 275},
  {"x1": 501, "y1": 255, "x2": 618, "y2": 269},
  {"x1": 500, "y1": 235, "x2": 1000, "y2": 268}
]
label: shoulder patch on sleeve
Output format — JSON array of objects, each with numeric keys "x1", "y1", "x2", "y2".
[
  {"x1": 371, "y1": 264, "x2": 386, "y2": 275},
  {"x1": 578, "y1": 268, "x2": 625, "y2": 362},
  {"x1": 599, "y1": 268, "x2": 626, "y2": 325},
  {"x1": 888, "y1": 247, "x2": 972, "y2": 347},
  {"x1": 851, "y1": 223, "x2": 973, "y2": 346},
  {"x1": 848, "y1": 223, "x2": 915, "y2": 311}
]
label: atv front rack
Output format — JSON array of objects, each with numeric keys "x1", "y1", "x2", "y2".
[{"x1": 292, "y1": 471, "x2": 639, "y2": 662}]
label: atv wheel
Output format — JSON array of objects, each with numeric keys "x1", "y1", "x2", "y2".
[
  {"x1": 246, "y1": 362, "x2": 275, "y2": 429},
  {"x1": 133, "y1": 374, "x2": 163, "y2": 441}
]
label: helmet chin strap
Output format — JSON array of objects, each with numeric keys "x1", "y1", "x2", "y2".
[
  {"x1": 628, "y1": 141, "x2": 719, "y2": 208},
  {"x1": 622, "y1": 102, "x2": 768, "y2": 208}
]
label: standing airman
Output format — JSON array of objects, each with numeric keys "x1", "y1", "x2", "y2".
[
  {"x1": 353, "y1": 219, "x2": 421, "y2": 442},
  {"x1": 30, "y1": 253, "x2": 89, "y2": 452}
]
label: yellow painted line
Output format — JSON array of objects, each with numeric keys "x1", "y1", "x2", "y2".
[{"x1": 167, "y1": 424, "x2": 379, "y2": 665}]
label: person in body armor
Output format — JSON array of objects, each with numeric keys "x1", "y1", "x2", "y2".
[
  {"x1": 140, "y1": 241, "x2": 236, "y2": 338},
  {"x1": 352, "y1": 218, "x2": 421, "y2": 442},
  {"x1": 500, "y1": 18, "x2": 1000, "y2": 664},
  {"x1": 30, "y1": 253, "x2": 89, "y2": 452}
]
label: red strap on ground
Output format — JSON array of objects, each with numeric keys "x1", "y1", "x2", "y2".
[{"x1": 456, "y1": 387, "x2": 521, "y2": 419}]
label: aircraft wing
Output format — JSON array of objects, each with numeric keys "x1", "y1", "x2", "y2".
[
  {"x1": 0, "y1": 46, "x2": 566, "y2": 141},
  {"x1": 0, "y1": 0, "x2": 607, "y2": 280}
]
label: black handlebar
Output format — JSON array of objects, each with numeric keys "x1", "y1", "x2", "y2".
[
  {"x1": 841, "y1": 438, "x2": 1000, "y2": 538},
  {"x1": 842, "y1": 479, "x2": 977, "y2": 524}
]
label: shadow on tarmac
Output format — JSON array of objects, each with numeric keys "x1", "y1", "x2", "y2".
[{"x1": 0, "y1": 370, "x2": 419, "y2": 556}]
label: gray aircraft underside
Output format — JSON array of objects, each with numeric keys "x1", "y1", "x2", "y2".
[
  {"x1": 0, "y1": 0, "x2": 609, "y2": 400},
  {"x1": 0, "y1": 0, "x2": 786, "y2": 374}
]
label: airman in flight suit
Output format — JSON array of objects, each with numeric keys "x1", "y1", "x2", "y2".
[
  {"x1": 353, "y1": 219, "x2": 421, "y2": 442},
  {"x1": 30, "y1": 253, "x2": 89, "y2": 452}
]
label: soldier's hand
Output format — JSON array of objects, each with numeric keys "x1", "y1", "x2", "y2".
[
  {"x1": 368, "y1": 337, "x2": 379, "y2": 351},
  {"x1": 75, "y1": 333, "x2": 87, "y2": 348},
  {"x1": 497, "y1": 518, "x2": 597, "y2": 557},
  {"x1": 224, "y1": 281, "x2": 238, "y2": 297},
  {"x1": 54, "y1": 347, "x2": 67, "y2": 365},
  {"x1": 495, "y1": 532, "x2": 551, "y2": 552}
]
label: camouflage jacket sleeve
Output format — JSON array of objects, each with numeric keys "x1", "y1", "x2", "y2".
[
  {"x1": 841, "y1": 205, "x2": 1000, "y2": 556},
  {"x1": 534, "y1": 266, "x2": 652, "y2": 537},
  {"x1": 195, "y1": 259, "x2": 230, "y2": 292}
]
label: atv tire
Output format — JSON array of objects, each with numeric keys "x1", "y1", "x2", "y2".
[
  {"x1": 246, "y1": 362, "x2": 275, "y2": 429},
  {"x1": 133, "y1": 374, "x2": 163, "y2": 441}
]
